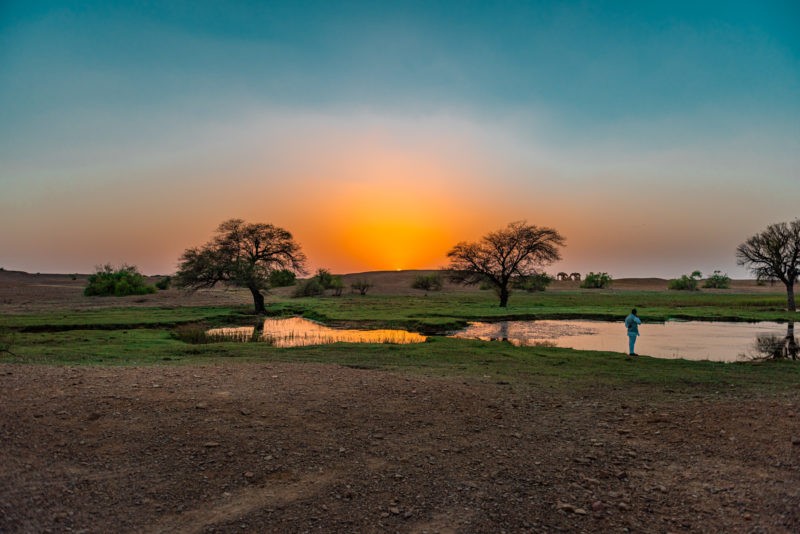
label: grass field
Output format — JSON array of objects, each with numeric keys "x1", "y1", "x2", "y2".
[{"x1": 2, "y1": 287, "x2": 798, "y2": 395}]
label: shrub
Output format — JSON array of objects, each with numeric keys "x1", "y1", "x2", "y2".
[
  {"x1": 669, "y1": 270, "x2": 702, "y2": 291},
  {"x1": 83, "y1": 264, "x2": 156, "y2": 297},
  {"x1": 351, "y1": 279, "x2": 373, "y2": 295},
  {"x1": 269, "y1": 269, "x2": 297, "y2": 287},
  {"x1": 315, "y1": 268, "x2": 336, "y2": 289},
  {"x1": 292, "y1": 278, "x2": 324, "y2": 297},
  {"x1": 412, "y1": 273, "x2": 443, "y2": 292},
  {"x1": 329, "y1": 276, "x2": 344, "y2": 296},
  {"x1": 703, "y1": 270, "x2": 731, "y2": 289},
  {"x1": 514, "y1": 272, "x2": 554, "y2": 292},
  {"x1": 155, "y1": 276, "x2": 172, "y2": 290},
  {"x1": 581, "y1": 272, "x2": 613, "y2": 289}
]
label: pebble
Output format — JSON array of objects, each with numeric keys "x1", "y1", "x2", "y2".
[
  {"x1": 556, "y1": 502, "x2": 576, "y2": 513},
  {"x1": 791, "y1": 437, "x2": 800, "y2": 446},
  {"x1": 591, "y1": 501, "x2": 604, "y2": 512}
]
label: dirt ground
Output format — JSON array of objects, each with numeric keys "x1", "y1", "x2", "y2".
[{"x1": 1, "y1": 271, "x2": 799, "y2": 533}]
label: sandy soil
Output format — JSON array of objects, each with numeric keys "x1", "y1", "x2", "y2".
[{"x1": 1, "y1": 270, "x2": 798, "y2": 533}]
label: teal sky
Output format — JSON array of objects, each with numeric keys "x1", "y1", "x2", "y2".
[{"x1": 1, "y1": 1, "x2": 799, "y2": 277}]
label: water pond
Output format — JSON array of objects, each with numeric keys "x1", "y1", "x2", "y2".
[
  {"x1": 450, "y1": 320, "x2": 798, "y2": 362},
  {"x1": 207, "y1": 317, "x2": 426, "y2": 348}
]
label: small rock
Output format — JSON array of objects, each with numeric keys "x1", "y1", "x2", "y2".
[
  {"x1": 204, "y1": 441, "x2": 220, "y2": 448},
  {"x1": 556, "y1": 502, "x2": 576, "y2": 513},
  {"x1": 791, "y1": 437, "x2": 800, "y2": 446},
  {"x1": 574, "y1": 508, "x2": 588, "y2": 515},
  {"x1": 243, "y1": 471, "x2": 255, "y2": 479},
  {"x1": 389, "y1": 507, "x2": 400, "y2": 515},
  {"x1": 195, "y1": 402, "x2": 208, "y2": 409},
  {"x1": 618, "y1": 502, "x2": 631, "y2": 511},
  {"x1": 591, "y1": 500, "x2": 604, "y2": 512},
  {"x1": 240, "y1": 408, "x2": 251, "y2": 416}
]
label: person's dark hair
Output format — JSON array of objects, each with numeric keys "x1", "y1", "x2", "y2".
[{"x1": 631, "y1": 308, "x2": 638, "y2": 315}]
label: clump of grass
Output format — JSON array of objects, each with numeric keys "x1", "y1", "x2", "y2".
[{"x1": 171, "y1": 324, "x2": 213, "y2": 344}]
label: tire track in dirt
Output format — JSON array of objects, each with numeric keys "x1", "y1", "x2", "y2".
[{"x1": 146, "y1": 469, "x2": 341, "y2": 533}]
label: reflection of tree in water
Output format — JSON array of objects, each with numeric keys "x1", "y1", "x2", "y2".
[{"x1": 754, "y1": 322, "x2": 798, "y2": 360}]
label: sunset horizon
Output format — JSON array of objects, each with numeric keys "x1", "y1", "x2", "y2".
[{"x1": 2, "y1": 1, "x2": 798, "y2": 279}]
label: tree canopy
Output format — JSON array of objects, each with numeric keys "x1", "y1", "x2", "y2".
[
  {"x1": 447, "y1": 221, "x2": 565, "y2": 307},
  {"x1": 176, "y1": 219, "x2": 306, "y2": 313},
  {"x1": 736, "y1": 219, "x2": 800, "y2": 311}
]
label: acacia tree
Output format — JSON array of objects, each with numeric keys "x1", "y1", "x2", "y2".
[
  {"x1": 447, "y1": 221, "x2": 565, "y2": 307},
  {"x1": 176, "y1": 219, "x2": 306, "y2": 313},
  {"x1": 736, "y1": 219, "x2": 800, "y2": 312}
]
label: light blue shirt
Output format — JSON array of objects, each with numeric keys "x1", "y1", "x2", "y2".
[{"x1": 625, "y1": 313, "x2": 641, "y2": 336}]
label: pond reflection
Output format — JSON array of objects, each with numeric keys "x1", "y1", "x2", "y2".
[
  {"x1": 207, "y1": 317, "x2": 426, "y2": 347},
  {"x1": 753, "y1": 322, "x2": 798, "y2": 360},
  {"x1": 451, "y1": 319, "x2": 798, "y2": 362}
]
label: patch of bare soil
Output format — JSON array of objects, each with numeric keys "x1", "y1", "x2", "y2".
[{"x1": 2, "y1": 363, "x2": 798, "y2": 533}]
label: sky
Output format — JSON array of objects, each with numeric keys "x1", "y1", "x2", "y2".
[{"x1": 1, "y1": 1, "x2": 798, "y2": 278}]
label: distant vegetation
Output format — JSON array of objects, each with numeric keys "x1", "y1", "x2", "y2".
[
  {"x1": 581, "y1": 272, "x2": 612, "y2": 289},
  {"x1": 293, "y1": 278, "x2": 324, "y2": 297},
  {"x1": 292, "y1": 269, "x2": 345, "y2": 297},
  {"x1": 412, "y1": 273, "x2": 444, "y2": 293},
  {"x1": 513, "y1": 272, "x2": 553, "y2": 292},
  {"x1": 351, "y1": 278, "x2": 373, "y2": 295},
  {"x1": 84, "y1": 264, "x2": 156, "y2": 297},
  {"x1": 703, "y1": 270, "x2": 731, "y2": 289},
  {"x1": 155, "y1": 276, "x2": 172, "y2": 290},
  {"x1": 669, "y1": 271, "x2": 702, "y2": 291}
]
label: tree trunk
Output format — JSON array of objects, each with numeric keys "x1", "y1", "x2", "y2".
[
  {"x1": 787, "y1": 281, "x2": 796, "y2": 312},
  {"x1": 248, "y1": 285, "x2": 267, "y2": 314},
  {"x1": 498, "y1": 285, "x2": 509, "y2": 308}
]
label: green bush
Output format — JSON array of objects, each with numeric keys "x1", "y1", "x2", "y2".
[
  {"x1": 513, "y1": 272, "x2": 554, "y2": 292},
  {"x1": 669, "y1": 270, "x2": 702, "y2": 291},
  {"x1": 581, "y1": 272, "x2": 612, "y2": 289},
  {"x1": 329, "y1": 276, "x2": 344, "y2": 296},
  {"x1": 703, "y1": 270, "x2": 731, "y2": 289},
  {"x1": 155, "y1": 276, "x2": 172, "y2": 290},
  {"x1": 83, "y1": 264, "x2": 156, "y2": 297},
  {"x1": 315, "y1": 268, "x2": 336, "y2": 289},
  {"x1": 269, "y1": 269, "x2": 297, "y2": 287},
  {"x1": 412, "y1": 273, "x2": 444, "y2": 292},
  {"x1": 293, "y1": 278, "x2": 324, "y2": 297}
]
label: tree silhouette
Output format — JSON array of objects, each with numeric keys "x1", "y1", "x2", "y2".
[
  {"x1": 176, "y1": 219, "x2": 306, "y2": 313},
  {"x1": 736, "y1": 220, "x2": 800, "y2": 312},
  {"x1": 447, "y1": 221, "x2": 565, "y2": 307}
]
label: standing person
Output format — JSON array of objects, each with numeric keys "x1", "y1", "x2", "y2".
[{"x1": 625, "y1": 308, "x2": 642, "y2": 356}]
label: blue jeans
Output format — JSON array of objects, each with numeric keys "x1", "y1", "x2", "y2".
[{"x1": 628, "y1": 334, "x2": 638, "y2": 354}]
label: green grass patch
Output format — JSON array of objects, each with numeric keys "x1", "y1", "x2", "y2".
[
  {"x1": 0, "y1": 306, "x2": 248, "y2": 331},
  {"x1": 3, "y1": 330, "x2": 798, "y2": 396}
]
